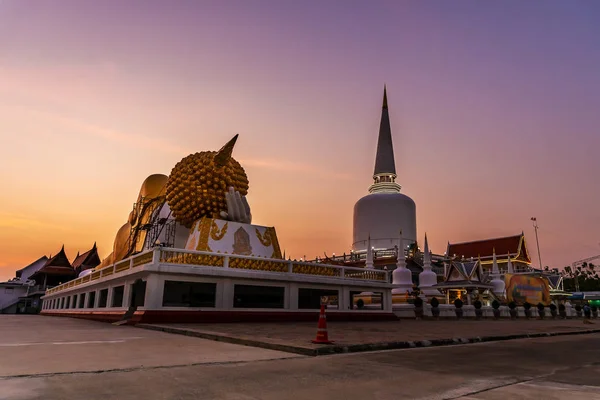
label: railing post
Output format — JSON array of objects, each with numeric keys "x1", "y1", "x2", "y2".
[
  {"x1": 152, "y1": 247, "x2": 161, "y2": 264},
  {"x1": 223, "y1": 256, "x2": 229, "y2": 269},
  {"x1": 340, "y1": 267, "x2": 345, "y2": 279},
  {"x1": 288, "y1": 261, "x2": 294, "y2": 273}
]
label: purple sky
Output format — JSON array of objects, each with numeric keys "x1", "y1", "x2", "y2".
[{"x1": 1, "y1": 0, "x2": 600, "y2": 279}]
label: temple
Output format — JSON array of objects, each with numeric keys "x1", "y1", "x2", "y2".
[
  {"x1": 72, "y1": 243, "x2": 101, "y2": 276},
  {"x1": 446, "y1": 233, "x2": 531, "y2": 274},
  {"x1": 7, "y1": 86, "x2": 569, "y2": 320},
  {"x1": 39, "y1": 132, "x2": 395, "y2": 323}
]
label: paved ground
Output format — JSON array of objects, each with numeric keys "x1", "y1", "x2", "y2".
[
  {"x1": 141, "y1": 318, "x2": 599, "y2": 353},
  {"x1": 1, "y1": 315, "x2": 600, "y2": 399},
  {"x1": 0, "y1": 315, "x2": 297, "y2": 378}
]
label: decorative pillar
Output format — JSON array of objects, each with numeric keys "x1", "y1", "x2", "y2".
[{"x1": 365, "y1": 234, "x2": 374, "y2": 269}]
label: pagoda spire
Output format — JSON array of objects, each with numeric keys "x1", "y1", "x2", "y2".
[
  {"x1": 369, "y1": 86, "x2": 400, "y2": 194},
  {"x1": 492, "y1": 248, "x2": 499, "y2": 275},
  {"x1": 373, "y1": 85, "x2": 395, "y2": 177},
  {"x1": 423, "y1": 233, "x2": 431, "y2": 268}
]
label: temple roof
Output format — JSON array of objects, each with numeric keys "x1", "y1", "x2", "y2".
[
  {"x1": 373, "y1": 86, "x2": 396, "y2": 177},
  {"x1": 72, "y1": 243, "x2": 101, "y2": 271},
  {"x1": 15, "y1": 256, "x2": 48, "y2": 278},
  {"x1": 31, "y1": 246, "x2": 75, "y2": 277},
  {"x1": 447, "y1": 234, "x2": 524, "y2": 260},
  {"x1": 446, "y1": 261, "x2": 483, "y2": 282}
]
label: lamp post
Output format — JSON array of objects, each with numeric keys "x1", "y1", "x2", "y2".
[{"x1": 531, "y1": 217, "x2": 543, "y2": 270}]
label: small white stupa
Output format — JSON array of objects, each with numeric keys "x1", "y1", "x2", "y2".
[
  {"x1": 490, "y1": 249, "x2": 506, "y2": 296},
  {"x1": 418, "y1": 234, "x2": 441, "y2": 297},
  {"x1": 392, "y1": 231, "x2": 413, "y2": 294},
  {"x1": 507, "y1": 253, "x2": 514, "y2": 273}
]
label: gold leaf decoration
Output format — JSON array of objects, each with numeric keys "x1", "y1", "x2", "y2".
[{"x1": 210, "y1": 220, "x2": 228, "y2": 241}]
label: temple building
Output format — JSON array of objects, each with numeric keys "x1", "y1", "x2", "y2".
[
  {"x1": 352, "y1": 87, "x2": 417, "y2": 252},
  {"x1": 40, "y1": 133, "x2": 395, "y2": 323},
  {"x1": 446, "y1": 233, "x2": 532, "y2": 274},
  {"x1": 433, "y1": 259, "x2": 493, "y2": 304},
  {"x1": 72, "y1": 243, "x2": 101, "y2": 276},
  {"x1": 27, "y1": 246, "x2": 77, "y2": 309},
  {"x1": 1, "y1": 256, "x2": 50, "y2": 314}
]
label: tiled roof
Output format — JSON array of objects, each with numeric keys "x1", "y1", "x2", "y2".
[
  {"x1": 72, "y1": 243, "x2": 100, "y2": 270},
  {"x1": 31, "y1": 246, "x2": 75, "y2": 278},
  {"x1": 448, "y1": 234, "x2": 523, "y2": 259}
]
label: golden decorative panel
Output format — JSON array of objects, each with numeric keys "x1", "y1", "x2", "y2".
[
  {"x1": 195, "y1": 218, "x2": 213, "y2": 252},
  {"x1": 228, "y1": 257, "x2": 287, "y2": 273},
  {"x1": 210, "y1": 220, "x2": 228, "y2": 241},
  {"x1": 160, "y1": 250, "x2": 224, "y2": 267},
  {"x1": 132, "y1": 252, "x2": 153, "y2": 268},
  {"x1": 292, "y1": 264, "x2": 341, "y2": 277},
  {"x1": 115, "y1": 260, "x2": 130, "y2": 272}
]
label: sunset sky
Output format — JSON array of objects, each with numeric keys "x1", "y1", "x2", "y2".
[{"x1": 1, "y1": 0, "x2": 600, "y2": 281}]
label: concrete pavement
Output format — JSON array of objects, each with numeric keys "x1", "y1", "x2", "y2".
[
  {"x1": 0, "y1": 315, "x2": 298, "y2": 378},
  {"x1": 1, "y1": 315, "x2": 599, "y2": 399}
]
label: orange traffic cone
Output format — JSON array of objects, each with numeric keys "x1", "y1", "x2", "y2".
[{"x1": 312, "y1": 304, "x2": 334, "y2": 344}]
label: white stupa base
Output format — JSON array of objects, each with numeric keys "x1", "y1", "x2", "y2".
[
  {"x1": 391, "y1": 284, "x2": 414, "y2": 295},
  {"x1": 392, "y1": 266, "x2": 413, "y2": 295}
]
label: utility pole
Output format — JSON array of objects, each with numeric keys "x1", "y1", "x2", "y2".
[{"x1": 531, "y1": 217, "x2": 543, "y2": 271}]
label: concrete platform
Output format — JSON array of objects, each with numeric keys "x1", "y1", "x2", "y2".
[
  {"x1": 139, "y1": 318, "x2": 600, "y2": 355},
  {"x1": 0, "y1": 315, "x2": 299, "y2": 378}
]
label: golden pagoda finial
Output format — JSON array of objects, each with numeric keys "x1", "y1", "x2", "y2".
[
  {"x1": 382, "y1": 84, "x2": 388, "y2": 109},
  {"x1": 214, "y1": 134, "x2": 239, "y2": 167}
]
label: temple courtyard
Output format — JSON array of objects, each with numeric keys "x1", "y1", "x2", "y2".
[{"x1": 1, "y1": 316, "x2": 600, "y2": 399}]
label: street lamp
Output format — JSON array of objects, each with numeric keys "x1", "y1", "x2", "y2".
[{"x1": 531, "y1": 217, "x2": 543, "y2": 270}]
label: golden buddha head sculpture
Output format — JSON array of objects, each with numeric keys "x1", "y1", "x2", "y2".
[{"x1": 165, "y1": 134, "x2": 249, "y2": 228}]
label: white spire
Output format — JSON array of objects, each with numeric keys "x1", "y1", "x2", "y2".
[
  {"x1": 492, "y1": 248, "x2": 499, "y2": 275},
  {"x1": 423, "y1": 233, "x2": 431, "y2": 269},
  {"x1": 418, "y1": 233, "x2": 441, "y2": 297},
  {"x1": 396, "y1": 232, "x2": 405, "y2": 269},
  {"x1": 507, "y1": 253, "x2": 514, "y2": 273}
]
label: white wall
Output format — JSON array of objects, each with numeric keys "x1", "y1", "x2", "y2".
[{"x1": 0, "y1": 285, "x2": 29, "y2": 312}]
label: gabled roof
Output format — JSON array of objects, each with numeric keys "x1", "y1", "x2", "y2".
[
  {"x1": 72, "y1": 243, "x2": 100, "y2": 270},
  {"x1": 447, "y1": 234, "x2": 528, "y2": 262},
  {"x1": 31, "y1": 246, "x2": 75, "y2": 277},
  {"x1": 15, "y1": 256, "x2": 48, "y2": 279},
  {"x1": 446, "y1": 261, "x2": 483, "y2": 282}
]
